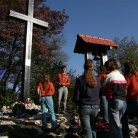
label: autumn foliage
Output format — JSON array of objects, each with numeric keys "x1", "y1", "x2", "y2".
[{"x1": 0, "y1": 0, "x2": 69, "y2": 104}]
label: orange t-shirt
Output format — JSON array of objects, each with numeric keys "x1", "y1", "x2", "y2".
[
  {"x1": 98, "y1": 73, "x2": 106, "y2": 96},
  {"x1": 98, "y1": 73, "x2": 106, "y2": 84},
  {"x1": 125, "y1": 72, "x2": 138, "y2": 99},
  {"x1": 37, "y1": 82, "x2": 55, "y2": 96},
  {"x1": 55, "y1": 73, "x2": 70, "y2": 86}
]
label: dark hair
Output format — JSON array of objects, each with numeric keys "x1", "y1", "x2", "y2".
[
  {"x1": 99, "y1": 65, "x2": 107, "y2": 74},
  {"x1": 83, "y1": 59, "x2": 97, "y2": 87},
  {"x1": 104, "y1": 58, "x2": 120, "y2": 73},
  {"x1": 124, "y1": 61, "x2": 138, "y2": 81},
  {"x1": 61, "y1": 65, "x2": 66, "y2": 69},
  {"x1": 43, "y1": 73, "x2": 50, "y2": 81}
]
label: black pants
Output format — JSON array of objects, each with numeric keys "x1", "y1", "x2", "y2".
[
  {"x1": 12, "y1": 103, "x2": 26, "y2": 117},
  {"x1": 122, "y1": 98, "x2": 138, "y2": 137}
]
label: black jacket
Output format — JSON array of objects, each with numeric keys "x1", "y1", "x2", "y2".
[{"x1": 74, "y1": 75, "x2": 101, "y2": 106}]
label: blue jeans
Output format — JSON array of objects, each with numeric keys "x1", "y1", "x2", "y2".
[
  {"x1": 58, "y1": 86, "x2": 68, "y2": 112},
  {"x1": 78, "y1": 105, "x2": 99, "y2": 138},
  {"x1": 100, "y1": 96, "x2": 109, "y2": 123},
  {"x1": 41, "y1": 96, "x2": 57, "y2": 128},
  {"x1": 108, "y1": 99, "x2": 127, "y2": 138}
]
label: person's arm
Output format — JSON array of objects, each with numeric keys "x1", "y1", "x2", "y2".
[
  {"x1": 50, "y1": 82, "x2": 55, "y2": 95},
  {"x1": 101, "y1": 76, "x2": 110, "y2": 95},
  {"x1": 37, "y1": 88, "x2": 41, "y2": 96},
  {"x1": 55, "y1": 74, "x2": 61, "y2": 86},
  {"x1": 125, "y1": 76, "x2": 131, "y2": 89},
  {"x1": 125, "y1": 76, "x2": 131, "y2": 95},
  {"x1": 37, "y1": 83, "x2": 41, "y2": 101},
  {"x1": 65, "y1": 75, "x2": 70, "y2": 86}
]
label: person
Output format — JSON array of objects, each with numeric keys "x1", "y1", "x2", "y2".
[
  {"x1": 55, "y1": 65, "x2": 70, "y2": 114},
  {"x1": 12, "y1": 99, "x2": 26, "y2": 118},
  {"x1": 73, "y1": 59, "x2": 101, "y2": 138},
  {"x1": 98, "y1": 65, "x2": 109, "y2": 124},
  {"x1": 101, "y1": 58, "x2": 127, "y2": 138},
  {"x1": 37, "y1": 73, "x2": 58, "y2": 130},
  {"x1": 122, "y1": 61, "x2": 138, "y2": 138}
]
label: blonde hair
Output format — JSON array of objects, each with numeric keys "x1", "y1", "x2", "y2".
[{"x1": 84, "y1": 59, "x2": 97, "y2": 87}]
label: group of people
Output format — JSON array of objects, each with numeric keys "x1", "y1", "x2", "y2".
[
  {"x1": 37, "y1": 65, "x2": 70, "y2": 131},
  {"x1": 12, "y1": 98, "x2": 40, "y2": 118},
  {"x1": 74, "y1": 58, "x2": 138, "y2": 138},
  {"x1": 37, "y1": 58, "x2": 138, "y2": 137}
]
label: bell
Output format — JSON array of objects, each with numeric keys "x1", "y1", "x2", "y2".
[{"x1": 93, "y1": 55, "x2": 100, "y2": 60}]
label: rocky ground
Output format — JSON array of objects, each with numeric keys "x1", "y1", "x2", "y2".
[{"x1": 0, "y1": 106, "x2": 138, "y2": 138}]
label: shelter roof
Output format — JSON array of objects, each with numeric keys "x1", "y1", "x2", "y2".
[{"x1": 74, "y1": 34, "x2": 118, "y2": 54}]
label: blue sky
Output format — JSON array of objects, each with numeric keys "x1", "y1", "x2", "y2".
[{"x1": 45, "y1": 0, "x2": 138, "y2": 75}]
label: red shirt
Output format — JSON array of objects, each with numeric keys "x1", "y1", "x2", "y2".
[
  {"x1": 55, "y1": 73, "x2": 70, "y2": 86},
  {"x1": 125, "y1": 72, "x2": 138, "y2": 99},
  {"x1": 98, "y1": 73, "x2": 106, "y2": 84},
  {"x1": 37, "y1": 82, "x2": 55, "y2": 96}
]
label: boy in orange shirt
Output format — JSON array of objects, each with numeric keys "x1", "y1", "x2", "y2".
[{"x1": 55, "y1": 65, "x2": 70, "y2": 114}]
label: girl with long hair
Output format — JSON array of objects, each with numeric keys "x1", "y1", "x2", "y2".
[
  {"x1": 122, "y1": 61, "x2": 138, "y2": 137},
  {"x1": 74, "y1": 59, "x2": 101, "y2": 138},
  {"x1": 37, "y1": 73, "x2": 58, "y2": 131}
]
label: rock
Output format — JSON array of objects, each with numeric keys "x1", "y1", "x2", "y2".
[
  {"x1": 0, "y1": 106, "x2": 138, "y2": 138},
  {"x1": 129, "y1": 124, "x2": 138, "y2": 132}
]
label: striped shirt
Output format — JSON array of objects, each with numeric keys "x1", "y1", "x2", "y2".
[{"x1": 102, "y1": 70, "x2": 126, "y2": 101}]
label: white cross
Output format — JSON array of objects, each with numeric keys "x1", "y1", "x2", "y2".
[{"x1": 9, "y1": 0, "x2": 48, "y2": 100}]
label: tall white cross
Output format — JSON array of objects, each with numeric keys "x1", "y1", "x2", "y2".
[{"x1": 9, "y1": 0, "x2": 48, "y2": 101}]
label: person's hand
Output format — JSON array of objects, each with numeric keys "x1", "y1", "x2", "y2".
[
  {"x1": 62, "y1": 83, "x2": 65, "y2": 86},
  {"x1": 39, "y1": 98, "x2": 41, "y2": 102}
]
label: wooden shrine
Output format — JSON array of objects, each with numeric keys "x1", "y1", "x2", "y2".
[{"x1": 74, "y1": 34, "x2": 118, "y2": 65}]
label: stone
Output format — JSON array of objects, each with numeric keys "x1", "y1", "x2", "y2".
[{"x1": 0, "y1": 106, "x2": 138, "y2": 138}]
